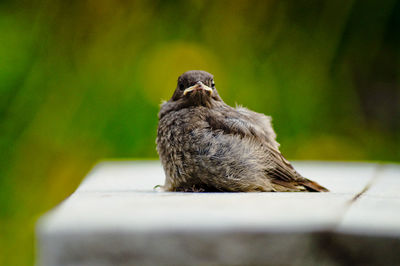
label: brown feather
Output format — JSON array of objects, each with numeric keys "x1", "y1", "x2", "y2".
[
  {"x1": 297, "y1": 178, "x2": 329, "y2": 192},
  {"x1": 265, "y1": 144, "x2": 329, "y2": 192},
  {"x1": 271, "y1": 179, "x2": 306, "y2": 192}
]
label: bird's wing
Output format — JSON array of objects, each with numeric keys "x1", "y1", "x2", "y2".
[
  {"x1": 209, "y1": 106, "x2": 279, "y2": 148},
  {"x1": 208, "y1": 107, "x2": 328, "y2": 192},
  {"x1": 232, "y1": 107, "x2": 328, "y2": 191},
  {"x1": 234, "y1": 106, "x2": 280, "y2": 149},
  {"x1": 265, "y1": 144, "x2": 329, "y2": 192}
]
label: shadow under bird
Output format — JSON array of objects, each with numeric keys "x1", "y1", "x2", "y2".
[{"x1": 156, "y1": 70, "x2": 328, "y2": 192}]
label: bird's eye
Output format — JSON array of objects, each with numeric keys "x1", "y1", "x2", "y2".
[
  {"x1": 211, "y1": 81, "x2": 215, "y2": 88},
  {"x1": 179, "y1": 84, "x2": 185, "y2": 91}
]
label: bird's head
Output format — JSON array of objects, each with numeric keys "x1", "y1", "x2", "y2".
[{"x1": 171, "y1": 70, "x2": 222, "y2": 106}]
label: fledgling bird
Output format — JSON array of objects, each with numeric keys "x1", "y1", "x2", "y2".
[{"x1": 156, "y1": 70, "x2": 328, "y2": 192}]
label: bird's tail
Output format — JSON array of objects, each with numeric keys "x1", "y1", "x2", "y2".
[{"x1": 298, "y1": 178, "x2": 329, "y2": 192}]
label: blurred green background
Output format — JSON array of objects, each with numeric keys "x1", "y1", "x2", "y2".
[{"x1": 1, "y1": 0, "x2": 399, "y2": 264}]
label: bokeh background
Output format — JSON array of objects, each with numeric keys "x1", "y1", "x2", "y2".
[{"x1": 1, "y1": 0, "x2": 399, "y2": 264}]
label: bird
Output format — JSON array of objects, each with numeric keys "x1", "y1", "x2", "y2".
[{"x1": 156, "y1": 70, "x2": 328, "y2": 192}]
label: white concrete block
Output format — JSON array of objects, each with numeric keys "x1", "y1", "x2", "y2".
[
  {"x1": 338, "y1": 164, "x2": 400, "y2": 237},
  {"x1": 36, "y1": 161, "x2": 400, "y2": 266}
]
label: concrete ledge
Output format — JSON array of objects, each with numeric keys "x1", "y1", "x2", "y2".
[{"x1": 36, "y1": 161, "x2": 400, "y2": 265}]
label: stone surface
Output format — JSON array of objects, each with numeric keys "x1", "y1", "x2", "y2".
[
  {"x1": 338, "y1": 164, "x2": 400, "y2": 237},
  {"x1": 36, "y1": 161, "x2": 400, "y2": 266}
]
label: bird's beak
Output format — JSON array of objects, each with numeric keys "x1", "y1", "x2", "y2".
[{"x1": 183, "y1": 81, "x2": 213, "y2": 96}]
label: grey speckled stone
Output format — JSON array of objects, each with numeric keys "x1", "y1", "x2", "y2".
[{"x1": 36, "y1": 161, "x2": 400, "y2": 266}]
